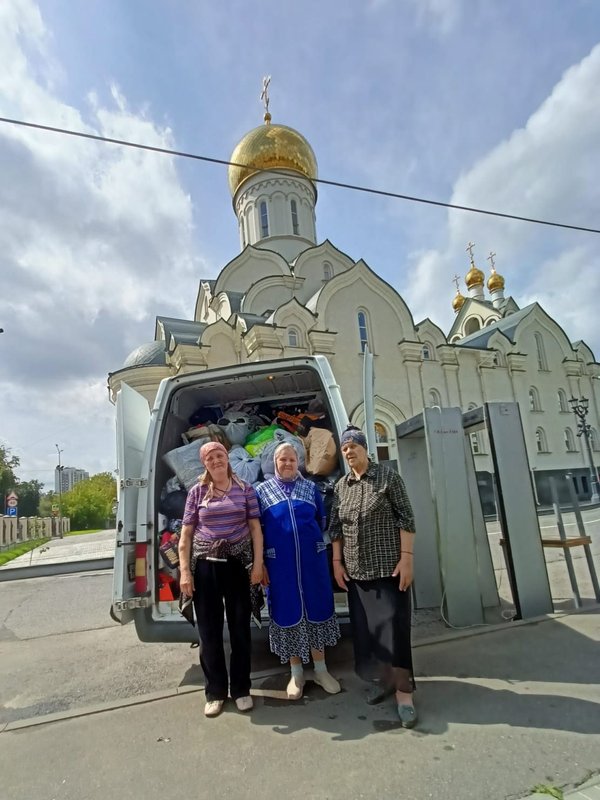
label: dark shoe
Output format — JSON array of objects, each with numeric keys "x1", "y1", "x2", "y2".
[
  {"x1": 365, "y1": 683, "x2": 394, "y2": 705},
  {"x1": 397, "y1": 704, "x2": 418, "y2": 729}
]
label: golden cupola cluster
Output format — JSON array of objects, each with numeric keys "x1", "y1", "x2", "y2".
[
  {"x1": 228, "y1": 116, "x2": 318, "y2": 198},
  {"x1": 451, "y1": 244, "x2": 507, "y2": 312}
]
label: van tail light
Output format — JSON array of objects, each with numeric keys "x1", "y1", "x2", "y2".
[{"x1": 134, "y1": 543, "x2": 148, "y2": 594}]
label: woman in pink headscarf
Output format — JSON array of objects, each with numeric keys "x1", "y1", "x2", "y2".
[{"x1": 179, "y1": 441, "x2": 265, "y2": 718}]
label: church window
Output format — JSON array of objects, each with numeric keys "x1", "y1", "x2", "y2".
[
  {"x1": 536, "y1": 427, "x2": 549, "y2": 453},
  {"x1": 260, "y1": 201, "x2": 269, "y2": 238},
  {"x1": 288, "y1": 327, "x2": 300, "y2": 348},
  {"x1": 529, "y1": 387, "x2": 542, "y2": 412},
  {"x1": 428, "y1": 389, "x2": 442, "y2": 408},
  {"x1": 558, "y1": 389, "x2": 569, "y2": 413},
  {"x1": 375, "y1": 422, "x2": 390, "y2": 461},
  {"x1": 534, "y1": 333, "x2": 548, "y2": 371},
  {"x1": 357, "y1": 310, "x2": 370, "y2": 353},
  {"x1": 464, "y1": 317, "x2": 481, "y2": 336},
  {"x1": 323, "y1": 262, "x2": 332, "y2": 281},
  {"x1": 290, "y1": 199, "x2": 299, "y2": 235},
  {"x1": 422, "y1": 343, "x2": 432, "y2": 361},
  {"x1": 564, "y1": 428, "x2": 577, "y2": 452}
]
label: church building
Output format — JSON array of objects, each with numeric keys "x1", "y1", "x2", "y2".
[{"x1": 108, "y1": 108, "x2": 600, "y2": 509}]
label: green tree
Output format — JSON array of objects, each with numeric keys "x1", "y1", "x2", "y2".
[
  {"x1": 61, "y1": 472, "x2": 117, "y2": 530},
  {"x1": 38, "y1": 490, "x2": 58, "y2": 518},
  {"x1": 0, "y1": 444, "x2": 20, "y2": 504},
  {"x1": 14, "y1": 479, "x2": 44, "y2": 517}
]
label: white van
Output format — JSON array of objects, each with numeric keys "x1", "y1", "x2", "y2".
[{"x1": 111, "y1": 356, "x2": 351, "y2": 642}]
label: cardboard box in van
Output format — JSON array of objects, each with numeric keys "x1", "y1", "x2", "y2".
[{"x1": 112, "y1": 356, "x2": 350, "y2": 642}]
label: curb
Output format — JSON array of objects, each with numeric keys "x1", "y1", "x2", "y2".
[{"x1": 0, "y1": 558, "x2": 114, "y2": 581}]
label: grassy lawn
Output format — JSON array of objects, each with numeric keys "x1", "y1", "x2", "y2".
[
  {"x1": 0, "y1": 538, "x2": 51, "y2": 567},
  {"x1": 65, "y1": 528, "x2": 104, "y2": 537}
]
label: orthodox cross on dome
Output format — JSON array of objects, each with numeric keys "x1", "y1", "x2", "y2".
[
  {"x1": 487, "y1": 251, "x2": 497, "y2": 271},
  {"x1": 452, "y1": 274, "x2": 461, "y2": 291},
  {"x1": 260, "y1": 75, "x2": 272, "y2": 123},
  {"x1": 466, "y1": 241, "x2": 475, "y2": 264}
]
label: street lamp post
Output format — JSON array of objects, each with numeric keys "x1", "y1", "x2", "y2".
[
  {"x1": 568, "y1": 396, "x2": 600, "y2": 503},
  {"x1": 55, "y1": 444, "x2": 64, "y2": 538}
]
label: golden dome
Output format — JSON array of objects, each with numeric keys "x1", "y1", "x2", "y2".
[
  {"x1": 452, "y1": 290, "x2": 466, "y2": 313},
  {"x1": 487, "y1": 268, "x2": 505, "y2": 292},
  {"x1": 228, "y1": 120, "x2": 318, "y2": 197},
  {"x1": 465, "y1": 261, "x2": 484, "y2": 289}
]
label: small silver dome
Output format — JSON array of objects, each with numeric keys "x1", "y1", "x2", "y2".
[{"x1": 123, "y1": 341, "x2": 166, "y2": 368}]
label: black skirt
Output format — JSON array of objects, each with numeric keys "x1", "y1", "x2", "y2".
[{"x1": 347, "y1": 577, "x2": 415, "y2": 692}]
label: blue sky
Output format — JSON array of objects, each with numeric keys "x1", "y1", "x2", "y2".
[{"x1": 1, "y1": 0, "x2": 600, "y2": 487}]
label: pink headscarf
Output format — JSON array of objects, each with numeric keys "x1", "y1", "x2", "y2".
[{"x1": 200, "y1": 441, "x2": 228, "y2": 462}]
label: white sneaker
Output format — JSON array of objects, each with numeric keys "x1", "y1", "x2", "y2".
[
  {"x1": 286, "y1": 674, "x2": 305, "y2": 700},
  {"x1": 313, "y1": 670, "x2": 341, "y2": 694},
  {"x1": 235, "y1": 695, "x2": 253, "y2": 712},
  {"x1": 204, "y1": 699, "x2": 224, "y2": 717}
]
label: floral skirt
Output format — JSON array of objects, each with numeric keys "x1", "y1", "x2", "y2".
[{"x1": 269, "y1": 614, "x2": 341, "y2": 664}]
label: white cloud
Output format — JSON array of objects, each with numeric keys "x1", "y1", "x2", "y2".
[
  {"x1": 405, "y1": 43, "x2": 600, "y2": 354},
  {"x1": 0, "y1": 0, "x2": 204, "y2": 483}
]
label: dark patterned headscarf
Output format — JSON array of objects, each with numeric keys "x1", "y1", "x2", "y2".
[{"x1": 340, "y1": 426, "x2": 368, "y2": 449}]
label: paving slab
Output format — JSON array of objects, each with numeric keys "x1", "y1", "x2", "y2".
[{"x1": 1, "y1": 609, "x2": 598, "y2": 800}]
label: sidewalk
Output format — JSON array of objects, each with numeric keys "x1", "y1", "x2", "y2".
[
  {"x1": 1, "y1": 529, "x2": 115, "y2": 569},
  {"x1": 1, "y1": 608, "x2": 598, "y2": 800}
]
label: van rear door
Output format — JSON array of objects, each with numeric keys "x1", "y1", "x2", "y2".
[{"x1": 112, "y1": 382, "x2": 151, "y2": 624}]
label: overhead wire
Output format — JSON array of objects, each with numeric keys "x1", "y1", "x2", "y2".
[{"x1": 1, "y1": 115, "x2": 599, "y2": 235}]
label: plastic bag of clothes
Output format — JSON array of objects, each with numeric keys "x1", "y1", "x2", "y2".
[
  {"x1": 228, "y1": 445, "x2": 262, "y2": 485},
  {"x1": 217, "y1": 412, "x2": 253, "y2": 446},
  {"x1": 244, "y1": 424, "x2": 281, "y2": 457},
  {"x1": 183, "y1": 423, "x2": 230, "y2": 448},
  {"x1": 163, "y1": 441, "x2": 205, "y2": 490},
  {"x1": 260, "y1": 429, "x2": 306, "y2": 477},
  {"x1": 159, "y1": 488, "x2": 188, "y2": 519}
]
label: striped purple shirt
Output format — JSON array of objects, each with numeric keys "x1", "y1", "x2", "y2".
[{"x1": 183, "y1": 481, "x2": 260, "y2": 547}]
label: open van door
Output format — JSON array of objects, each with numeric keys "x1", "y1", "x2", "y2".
[{"x1": 111, "y1": 382, "x2": 151, "y2": 624}]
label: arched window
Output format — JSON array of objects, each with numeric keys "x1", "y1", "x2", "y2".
[
  {"x1": 534, "y1": 332, "x2": 548, "y2": 371},
  {"x1": 464, "y1": 317, "x2": 481, "y2": 336},
  {"x1": 422, "y1": 343, "x2": 432, "y2": 361},
  {"x1": 529, "y1": 386, "x2": 542, "y2": 412},
  {"x1": 290, "y1": 199, "x2": 299, "y2": 235},
  {"x1": 241, "y1": 217, "x2": 246, "y2": 247},
  {"x1": 558, "y1": 389, "x2": 569, "y2": 413},
  {"x1": 357, "y1": 310, "x2": 370, "y2": 353},
  {"x1": 564, "y1": 428, "x2": 577, "y2": 452},
  {"x1": 260, "y1": 201, "x2": 269, "y2": 238},
  {"x1": 451, "y1": 335, "x2": 460, "y2": 343},
  {"x1": 375, "y1": 422, "x2": 390, "y2": 461},
  {"x1": 428, "y1": 388, "x2": 442, "y2": 407},
  {"x1": 536, "y1": 427, "x2": 549, "y2": 453},
  {"x1": 287, "y1": 327, "x2": 300, "y2": 348},
  {"x1": 485, "y1": 318, "x2": 497, "y2": 327},
  {"x1": 323, "y1": 262, "x2": 332, "y2": 281}
]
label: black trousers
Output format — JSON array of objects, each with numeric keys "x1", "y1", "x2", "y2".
[{"x1": 193, "y1": 558, "x2": 252, "y2": 701}]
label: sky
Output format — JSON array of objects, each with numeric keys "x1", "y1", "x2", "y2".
[{"x1": 1, "y1": 0, "x2": 600, "y2": 489}]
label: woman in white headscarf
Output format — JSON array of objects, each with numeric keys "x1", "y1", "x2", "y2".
[{"x1": 255, "y1": 442, "x2": 341, "y2": 700}]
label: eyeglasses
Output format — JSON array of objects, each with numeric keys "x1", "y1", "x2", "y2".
[{"x1": 217, "y1": 417, "x2": 247, "y2": 426}]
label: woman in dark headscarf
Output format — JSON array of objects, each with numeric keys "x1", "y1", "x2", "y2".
[
  {"x1": 255, "y1": 442, "x2": 341, "y2": 700},
  {"x1": 328, "y1": 426, "x2": 418, "y2": 728}
]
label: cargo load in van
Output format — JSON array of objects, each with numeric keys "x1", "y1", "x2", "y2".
[{"x1": 112, "y1": 356, "x2": 350, "y2": 643}]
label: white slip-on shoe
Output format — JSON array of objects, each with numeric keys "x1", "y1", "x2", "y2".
[
  {"x1": 286, "y1": 675, "x2": 305, "y2": 700},
  {"x1": 313, "y1": 670, "x2": 341, "y2": 694},
  {"x1": 204, "y1": 699, "x2": 225, "y2": 717},
  {"x1": 235, "y1": 695, "x2": 253, "y2": 712}
]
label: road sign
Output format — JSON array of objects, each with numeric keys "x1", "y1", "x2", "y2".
[
  {"x1": 6, "y1": 495, "x2": 18, "y2": 509},
  {"x1": 6, "y1": 507, "x2": 17, "y2": 517}
]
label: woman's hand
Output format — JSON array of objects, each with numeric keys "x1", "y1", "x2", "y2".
[
  {"x1": 261, "y1": 565, "x2": 270, "y2": 587},
  {"x1": 179, "y1": 568, "x2": 194, "y2": 597},
  {"x1": 250, "y1": 561, "x2": 264, "y2": 586},
  {"x1": 392, "y1": 554, "x2": 413, "y2": 592},
  {"x1": 333, "y1": 560, "x2": 349, "y2": 592}
]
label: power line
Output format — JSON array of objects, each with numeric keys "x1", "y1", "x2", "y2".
[{"x1": 1, "y1": 115, "x2": 599, "y2": 235}]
